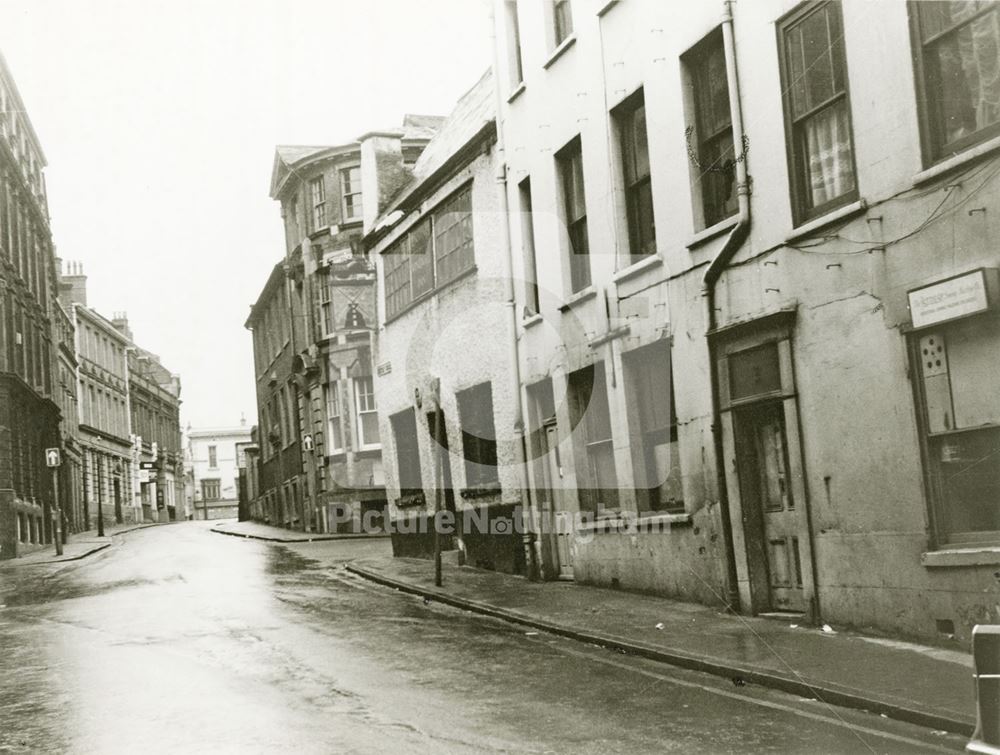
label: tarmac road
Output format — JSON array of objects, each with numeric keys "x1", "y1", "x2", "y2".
[{"x1": 0, "y1": 522, "x2": 967, "y2": 754}]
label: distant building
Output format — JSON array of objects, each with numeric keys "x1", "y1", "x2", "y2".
[
  {"x1": 52, "y1": 293, "x2": 83, "y2": 534},
  {"x1": 246, "y1": 115, "x2": 441, "y2": 532},
  {"x1": 0, "y1": 51, "x2": 61, "y2": 559},
  {"x1": 59, "y1": 268, "x2": 134, "y2": 530},
  {"x1": 236, "y1": 431, "x2": 259, "y2": 522},
  {"x1": 187, "y1": 423, "x2": 252, "y2": 520},
  {"x1": 123, "y1": 317, "x2": 183, "y2": 524}
]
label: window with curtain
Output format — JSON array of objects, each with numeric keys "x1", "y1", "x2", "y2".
[
  {"x1": 557, "y1": 137, "x2": 590, "y2": 292},
  {"x1": 779, "y1": 1, "x2": 858, "y2": 223},
  {"x1": 912, "y1": 1, "x2": 1000, "y2": 160}
]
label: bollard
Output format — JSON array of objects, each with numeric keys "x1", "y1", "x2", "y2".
[{"x1": 969, "y1": 625, "x2": 1000, "y2": 754}]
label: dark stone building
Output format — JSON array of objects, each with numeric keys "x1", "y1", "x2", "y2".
[
  {"x1": 246, "y1": 117, "x2": 441, "y2": 532},
  {"x1": 0, "y1": 52, "x2": 61, "y2": 559}
]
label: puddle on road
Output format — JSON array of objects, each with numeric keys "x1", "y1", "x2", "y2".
[{"x1": 264, "y1": 545, "x2": 322, "y2": 575}]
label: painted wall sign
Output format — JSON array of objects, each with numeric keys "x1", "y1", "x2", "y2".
[{"x1": 908, "y1": 269, "x2": 996, "y2": 329}]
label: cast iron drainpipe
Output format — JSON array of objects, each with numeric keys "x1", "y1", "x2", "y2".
[
  {"x1": 490, "y1": 1, "x2": 541, "y2": 581},
  {"x1": 704, "y1": 0, "x2": 749, "y2": 613}
]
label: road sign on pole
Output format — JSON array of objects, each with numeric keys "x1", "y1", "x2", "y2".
[{"x1": 45, "y1": 448, "x2": 61, "y2": 468}]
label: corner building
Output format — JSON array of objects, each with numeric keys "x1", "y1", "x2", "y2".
[
  {"x1": 367, "y1": 72, "x2": 528, "y2": 573},
  {"x1": 0, "y1": 53, "x2": 61, "y2": 558},
  {"x1": 492, "y1": 0, "x2": 1000, "y2": 642}
]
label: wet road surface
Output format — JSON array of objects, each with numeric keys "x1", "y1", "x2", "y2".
[{"x1": 0, "y1": 522, "x2": 966, "y2": 754}]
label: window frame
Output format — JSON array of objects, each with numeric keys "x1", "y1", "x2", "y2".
[
  {"x1": 208, "y1": 445, "x2": 217, "y2": 469},
  {"x1": 909, "y1": 1, "x2": 1000, "y2": 165},
  {"x1": 309, "y1": 175, "x2": 326, "y2": 232},
  {"x1": 353, "y1": 375, "x2": 381, "y2": 450},
  {"x1": 325, "y1": 380, "x2": 344, "y2": 454},
  {"x1": 908, "y1": 315, "x2": 1000, "y2": 547},
  {"x1": 380, "y1": 182, "x2": 476, "y2": 321},
  {"x1": 568, "y1": 362, "x2": 619, "y2": 514},
  {"x1": 505, "y1": 0, "x2": 524, "y2": 90},
  {"x1": 553, "y1": 0, "x2": 574, "y2": 48},
  {"x1": 390, "y1": 408, "x2": 424, "y2": 501},
  {"x1": 340, "y1": 165, "x2": 363, "y2": 223},
  {"x1": 625, "y1": 341, "x2": 685, "y2": 515},
  {"x1": 776, "y1": 0, "x2": 860, "y2": 226},
  {"x1": 556, "y1": 136, "x2": 591, "y2": 293},
  {"x1": 201, "y1": 478, "x2": 221, "y2": 502},
  {"x1": 684, "y1": 27, "x2": 739, "y2": 230},
  {"x1": 518, "y1": 176, "x2": 540, "y2": 314},
  {"x1": 613, "y1": 88, "x2": 656, "y2": 261},
  {"x1": 457, "y1": 382, "x2": 500, "y2": 489}
]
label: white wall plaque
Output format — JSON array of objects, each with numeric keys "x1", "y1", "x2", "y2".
[{"x1": 908, "y1": 269, "x2": 995, "y2": 329}]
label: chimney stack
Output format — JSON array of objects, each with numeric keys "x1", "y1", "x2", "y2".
[
  {"x1": 358, "y1": 130, "x2": 407, "y2": 234},
  {"x1": 111, "y1": 311, "x2": 133, "y2": 341},
  {"x1": 60, "y1": 260, "x2": 87, "y2": 306}
]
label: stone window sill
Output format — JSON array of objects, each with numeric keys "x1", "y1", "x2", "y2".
[
  {"x1": 612, "y1": 254, "x2": 663, "y2": 285},
  {"x1": 507, "y1": 82, "x2": 526, "y2": 104},
  {"x1": 543, "y1": 35, "x2": 577, "y2": 70},
  {"x1": 785, "y1": 199, "x2": 867, "y2": 244},
  {"x1": 575, "y1": 511, "x2": 692, "y2": 534},
  {"x1": 597, "y1": 0, "x2": 620, "y2": 17},
  {"x1": 522, "y1": 312, "x2": 544, "y2": 329},
  {"x1": 913, "y1": 134, "x2": 1000, "y2": 186},
  {"x1": 558, "y1": 285, "x2": 597, "y2": 313},
  {"x1": 687, "y1": 215, "x2": 739, "y2": 250},
  {"x1": 921, "y1": 547, "x2": 1000, "y2": 568}
]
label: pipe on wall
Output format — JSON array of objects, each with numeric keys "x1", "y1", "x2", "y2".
[
  {"x1": 490, "y1": 0, "x2": 540, "y2": 580},
  {"x1": 702, "y1": 0, "x2": 750, "y2": 612}
]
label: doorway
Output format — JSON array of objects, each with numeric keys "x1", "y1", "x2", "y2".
[
  {"x1": 538, "y1": 420, "x2": 573, "y2": 579},
  {"x1": 734, "y1": 401, "x2": 804, "y2": 613}
]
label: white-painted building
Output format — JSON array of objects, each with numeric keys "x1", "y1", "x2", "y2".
[
  {"x1": 186, "y1": 423, "x2": 252, "y2": 520},
  {"x1": 490, "y1": 0, "x2": 1000, "y2": 643}
]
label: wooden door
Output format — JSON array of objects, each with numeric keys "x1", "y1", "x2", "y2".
[{"x1": 736, "y1": 402, "x2": 804, "y2": 613}]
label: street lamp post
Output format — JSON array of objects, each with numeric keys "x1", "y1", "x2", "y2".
[{"x1": 96, "y1": 455, "x2": 105, "y2": 538}]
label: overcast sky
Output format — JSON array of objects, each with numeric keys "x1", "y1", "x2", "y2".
[{"x1": 0, "y1": 0, "x2": 491, "y2": 430}]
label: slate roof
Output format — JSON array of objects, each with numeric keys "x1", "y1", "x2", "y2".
[{"x1": 408, "y1": 69, "x2": 495, "y2": 185}]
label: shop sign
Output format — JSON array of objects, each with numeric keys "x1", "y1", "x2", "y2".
[{"x1": 908, "y1": 269, "x2": 996, "y2": 329}]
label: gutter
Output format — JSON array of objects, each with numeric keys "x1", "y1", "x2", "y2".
[{"x1": 703, "y1": 0, "x2": 750, "y2": 611}]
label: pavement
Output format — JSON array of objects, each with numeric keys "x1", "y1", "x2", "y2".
[
  {"x1": 344, "y1": 555, "x2": 978, "y2": 737},
  {"x1": 210, "y1": 518, "x2": 390, "y2": 543},
  {"x1": 0, "y1": 521, "x2": 164, "y2": 566}
]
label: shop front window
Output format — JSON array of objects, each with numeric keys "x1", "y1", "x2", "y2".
[{"x1": 914, "y1": 316, "x2": 1000, "y2": 544}]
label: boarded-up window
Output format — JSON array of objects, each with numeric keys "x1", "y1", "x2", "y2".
[{"x1": 457, "y1": 382, "x2": 499, "y2": 487}]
